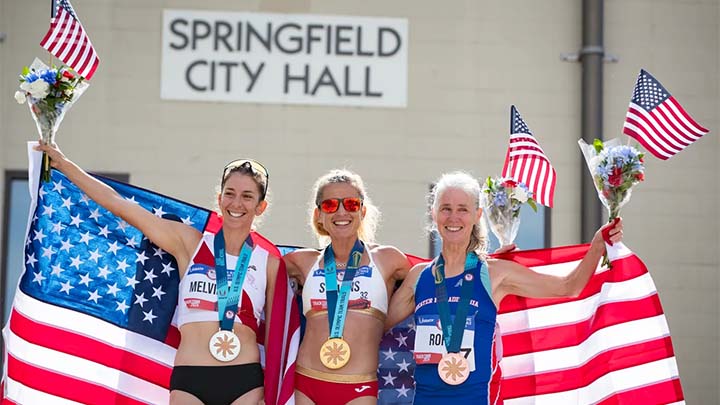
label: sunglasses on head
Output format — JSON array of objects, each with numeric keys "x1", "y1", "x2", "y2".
[
  {"x1": 318, "y1": 197, "x2": 363, "y2": 214},
  {"x1": 222, "y1": 159, "x2": 269, "y2": 198}
]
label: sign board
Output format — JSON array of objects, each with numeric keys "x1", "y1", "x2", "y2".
[{"x1": 161, "y1": 10, "x2": 408, "y2": 108}]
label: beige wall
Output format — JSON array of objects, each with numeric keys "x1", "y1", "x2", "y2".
[
  {"x1": 605, "y1": 0, "x2": 719, "y2": 401},
  {"x1": 0, "y1": 0, "x2": 7, "y2": 267},
  {"x1": 1, "y1": 0, "x2": 717, "y2": 402}
]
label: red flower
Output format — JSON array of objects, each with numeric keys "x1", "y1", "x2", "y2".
[
  {"x1": 635, "y1": 172, "x2": 645, "y2": 181},
  {"x1": 502, "y1": 179, "x2": 517, "y2": 188},
  {"x1": 62, "y1": 70, "x2": 75, "y2": 80},
  {"x1": 608, "y1": 167, "x2": 623, "y2": 187}
]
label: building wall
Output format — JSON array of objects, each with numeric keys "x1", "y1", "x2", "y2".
[
  {"x1": 0, "y1": 0, "x2": 717, "y2": 402},
  {"x1": 605, "y1": 0, "x2": 719, "y2": 401},
  {"x1": 0, "y1": 0, "x2": 8, "y2": 272}
]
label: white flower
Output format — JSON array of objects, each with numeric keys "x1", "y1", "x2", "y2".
[
  {"x1": 14, "y1": 90, "x2": 27, "y2": 104},
  {"x1": 513, "y1": 186, "x2": 529, "y2": 203},
  {"x1": 20, "y1": 80, "x2": 50, "y2": 99}
]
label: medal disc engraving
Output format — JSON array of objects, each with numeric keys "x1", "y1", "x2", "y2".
[
  {"x1": 320, "y1": 338, "x2": 351, "y2": 369},
  {"x1": 209, "y1": 330, "x2": 241, "y2": 362},
  {"x1": 438, "y1": 352, "x2": 470, "y2": 385}
]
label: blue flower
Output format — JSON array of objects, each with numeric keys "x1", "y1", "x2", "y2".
[
  {"x1": 24, "y1": 72, "x2": 40, "y2": 83},
  {"x1": 596, "y1": 163, "x2": 611, "y2": 180},
  {"x1": 493, "y1": 192, "x2": 508, "y2": 207},
  {"x1": 40, "y1": 69, "x2": 58, "y2": 86}
]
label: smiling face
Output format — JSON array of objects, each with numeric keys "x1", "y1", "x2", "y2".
[
  {"x1": 314, "y1": 182, "x2": 366, "y2": 240},
  {"x1": 218, "y1": 172, "x2": 267, "y2": 230},
  {"x1": 432, "y1": 187, "x2": 483, "y2": 247}
]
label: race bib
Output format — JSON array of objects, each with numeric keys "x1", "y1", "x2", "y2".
[{"x1": 414, "y1": 314, "x2": 476, "y2": 371}]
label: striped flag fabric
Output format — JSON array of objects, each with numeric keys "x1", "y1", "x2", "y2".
[
  {"x1": 497, "y1": 243, "x2": 684, "y2": 404},
  {"x1": 502, "y1": 105, "x2": 557, "y2": 207},
  {"x1": 1, "y1": 151, "x2": 298, "y2": 404},
  {"x1": 264, "y1": 258, "x2": 301, "y2": 405},
  {"x1": 623, "y1": 69, "x2": 709, "y2": 160},
  {"x1": 40, "y1": 0, "x2": 99, "y2": 80}
]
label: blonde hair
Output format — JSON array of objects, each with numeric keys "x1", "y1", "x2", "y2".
[
  {"x1": 428, "y1": 171, "x2": 488, "y2": 258},
  {"x1": 310, "y1": 169, "x2": 380, "y2": 247}
]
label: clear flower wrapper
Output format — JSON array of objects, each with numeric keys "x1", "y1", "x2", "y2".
[
  {"x1": 578, "y1": 137, "x2": 645, "y2": 266},
  {"x1": 481, "y1": 177, "x2": 537, "y2": 247},
  {"x1": 15, "y1": 58, "x2": 89, "y2": 182}
]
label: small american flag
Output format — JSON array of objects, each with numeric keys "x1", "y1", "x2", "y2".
[
  {"x1": 40, "y1": 0, "x2": 99, "y2": 80},
  {"x1": 623, "y1": 69, "x2": 709, "y2": 160},
  {"x1": 502, "y1": 106, "x2": 557, "y2": 207}
]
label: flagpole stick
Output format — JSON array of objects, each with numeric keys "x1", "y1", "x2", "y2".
[
  {"x1": 505, "y1": 106, "x2": 515, "y2": 181},
  {"x1": 40, "y1": 0, "x2": 56, "y2": 182},
  {"x1": 48, "y1": 0, "x2": 55, "y2": 67}
]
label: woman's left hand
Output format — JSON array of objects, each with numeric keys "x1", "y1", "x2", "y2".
[{"x1": 593, "y1": 217, "x2": 623, "y2": 247}]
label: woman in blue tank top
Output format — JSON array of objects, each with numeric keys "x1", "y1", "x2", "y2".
[{"x1": 386, "y1": 171, "x2": 623, "y2": 405}]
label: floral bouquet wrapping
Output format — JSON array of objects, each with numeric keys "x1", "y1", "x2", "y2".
[
  {"x1": 481, "y1": 177, "x2": 538, "y2": 247},
  {"x1": 15, "y1": 58, "x2": 88, "y2": 182},
  {"x1": 578, "y1": 138, "x2": 645, "y2": 266}
]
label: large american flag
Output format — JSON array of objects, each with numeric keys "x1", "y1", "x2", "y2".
[
  {"x1": 1, "y1": 153, "x2": 297, "y2": 405},
  {"x1": 502, "y1": 106, "x2": 557, "y2": 207},
  {"x1": 623, "y1": 69, "x2": 709, "y2": 160},
  {"x1": 497, "y1": 243, "x2": 684, "y2": 404},
  {"x1": 40, "y1": 0, "x2": 99, "y2": 80}
]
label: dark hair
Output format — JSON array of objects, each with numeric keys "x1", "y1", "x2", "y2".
[{"x1": 221, "y1": 159, "x2": 268, "y2": 201}]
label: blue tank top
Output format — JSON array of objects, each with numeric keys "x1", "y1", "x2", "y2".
[{"x1": 412, "y1": 260, "x2": 500, "y2": 404}]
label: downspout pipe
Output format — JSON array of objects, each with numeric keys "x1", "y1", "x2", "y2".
[{"x1": 580, "y1": 0, "x2": 604, "y2": 242}]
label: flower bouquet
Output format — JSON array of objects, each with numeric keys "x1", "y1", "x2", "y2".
[
  {"x1": 578, "y1": 138, "x2": 645, "y2": 266},
  {"x1": 481, "y1": 176, "x2": 538, "y2": 247},
  {"x1": 15, "y1": 58, "x2": 88, "y2": 182}
]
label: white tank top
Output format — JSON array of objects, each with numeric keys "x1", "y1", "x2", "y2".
[
  {"x1": 301, "y1": 250, "x2": 388, "y2": 319},
  {"x1": 176, "y1": 232, "x2": 268, "y2": 333}
]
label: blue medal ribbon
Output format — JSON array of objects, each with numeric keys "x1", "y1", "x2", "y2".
[
  {"x1": 434, "y1": 252, "x2": 482, "y2": 353},
  {"x1": 213, "y1": 230, "x2": 254, "y2": 331},
  {"x1": 323, "y1": 239, "x2": 364, "y2": 338}
]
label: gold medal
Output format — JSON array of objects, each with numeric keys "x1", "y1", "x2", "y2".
[
  {"x1": 320, "y1": 337, "x2": 351, "y2": 369},
  {"x1": 209, "y1": 330, "x2": 241, "y2": 362},
  {"x1": 438, "y1": 352, "x2": 470, "y2": 385}
]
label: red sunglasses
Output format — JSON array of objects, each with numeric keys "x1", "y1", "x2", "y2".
[{"x1": 318, "y1": 197, "x2": 363, "y2": 214}]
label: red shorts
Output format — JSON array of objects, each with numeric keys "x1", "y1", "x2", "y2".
[{"x1": 295, "y1": 365, "x2": 378, "y2": 405}]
